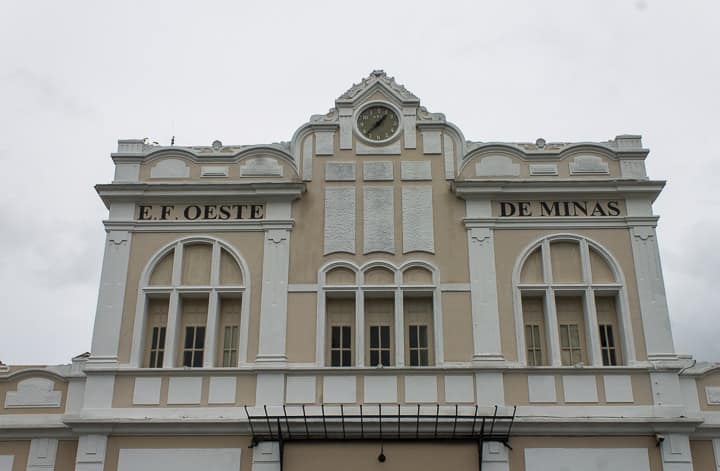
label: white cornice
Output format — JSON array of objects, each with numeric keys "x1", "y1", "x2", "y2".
[
  {"x1": 95, "y1": 182, "x2": 306, "y2": 208},
  {"x1": 452, "y1": 179, "x2": 665, "y2": 201}
]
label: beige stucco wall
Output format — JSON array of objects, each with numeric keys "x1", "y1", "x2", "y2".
[
  {"x1": 504, "y1": 371, "x2": 653, "y2": 405},
  {"x1": 112, "y1": 373, "x2": 256, "y2": 408},
  {"x1": 493, "y1": 228, "x2": 647, "y2": 362},
  {"x1": 288, "y1": 132, "x2": 469, "y2": 285},
  {"x1": 508, "y1": 436, "x2": 662, "y2": 471},
  {"x1": 118, "y1": 231, "x2": 264, "y2": 364},
  {"x1": 0, "y1": 440, "x2": 29, "y2": 471},
  {"x1": 690, "y1": 440, "x2": 716, "y2": 470},
  {"x1": 441, "y1": 292, "x2": 474, "y2": 362},
  {"x1": 104, "y1": 436, "x2": 254, "y2": 471},
  {"x1": 286, "y1": 292, "x2": 318, "y2": 363},
  {"x1": 0, "y1": 374, "x2": 67, "y2": 414},
  {"x1": 696, "y1": 370, "x2": 720, "y2": 411},
  {"x1": 56, "y1": 440, "x2": 78, "y2": 471}
]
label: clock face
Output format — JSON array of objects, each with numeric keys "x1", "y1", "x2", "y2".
[{"x1": 357, "y1": 105, "x2": 400, "y2": 141}]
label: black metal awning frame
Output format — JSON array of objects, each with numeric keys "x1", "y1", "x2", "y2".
[{"x1": 244, "y1": 404, "x2": 516, "y2": 471}]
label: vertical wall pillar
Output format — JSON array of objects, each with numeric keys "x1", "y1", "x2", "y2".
[
  {"x1": 204, "y1": 242, "x2": 222, "y2": 367},
  {"x1": 252, "y1": 442, "x2": 281, "y2": 471},
  {"x1": 26, "y1": 439, "x2": 58, "y2": 471},
  {"x1": 256, "y1": 229, "x2": 290, "y2": 363},
  {"x1": 659, "y1": 434, "x2": 693, "y2": 471},
  {"x1": 467, "y1": 227, "x2": 504, "y2": 362},
  {"x1": 74, "y1": 435, "x2": 107, "y2": 471},
  {"x1": 629, "y1": 226, "x2": 676, "y2": 360},
  {"x1": 89, "y1": 229, "x2": 132, "y2": 365}
]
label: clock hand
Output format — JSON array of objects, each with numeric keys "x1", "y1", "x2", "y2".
[{"x1": 367, "y1": 114, "x2": 388, "y2": 134}]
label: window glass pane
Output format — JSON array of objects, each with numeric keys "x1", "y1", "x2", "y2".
[
  {"x1": 149, "y1": 351, "x2": 156, "y2": 368},
  {"x1": 381, "y1": 350, "x2": 390, "y2": 366},
  {"x1": 231, "y1": 326, "x2": 239, "y2": 345},
  {"x1": 151, "y1": 328, "x2": 159, "y2": 349},
  {"x1": 195, "y1": 327, "x2": 205, "y2": 348},
  {"x1": 370, "y1": 350, "x2": 379, "y2": 366},
  {"x1": 331, "y1": 326, "x2": 340, "y2": 349},
  {"x1": 410, "y1": 350, "x2": 419, "y2": 366},
  {"x1": 370, "y1": 327, "x2": 379, "y2": 348},
  {"x1": 609, "y1": 349, "x2": 617, "y2": 366},
  {"x1": 193, "y1": 351, "x2": 203, "y2": 367},
  {"x1": 224, "y1": 327, "x2": 232, "y2": 347},
  {"x1": 331, "y1": 350, "x2": 340, "y2": 367},
  {"x1": 569, "y1": 325, "x2": 580, "y2": 348},
  {"x1": 184, "y1": 327, "x2": 194, "y2": 349},
  {"x1": 381, "y1": 326, "x2": 390, "y2": 348},
  {"x1": 419, "y1": 325, "x2": 427, "y2": 348},
  {"x1": 159, "y1": 327, "x2": 166, "y2": 346},
  {"x1": 606, "y1": 325, "x2": 615, "y2": 347},
  {"x1": 599, "y1": 326, "x2": 608, "y2": 348},
  {"x1": 342, "y1": 350, "x2": 351, "y2": 367},
  {"x1": 183, "y1": 351, "x2": 192, "y2": 367},
  {"x1": 342, "y1": 326, "x2": 351, "y2": 348},
  {"x1": 157, "y1": 351, "x2": 164, "y2": 367},
  {"x1": 420, "y1": 350, "x2": 428, "y2": 366},
  {"x1": 409, "y1": 326, "x2": 418, "y2": 348},
  {"x1": 561, "y1": 350, "x2": 571, "y2": 366},
  {"x1": 560, "y1": 325, "x2": 569, "y2": 348},
  {"x1": 602, "y1": 349, "x2": 610, "y2": 366}
]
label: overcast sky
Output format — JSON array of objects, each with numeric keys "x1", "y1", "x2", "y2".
[{"x1": 1, "y1": 1, "x2": 718, "y2": 365}]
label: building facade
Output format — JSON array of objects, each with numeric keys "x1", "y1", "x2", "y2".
[{"x1": 2, "y1": 70, "x2": 720, "y2": 470}]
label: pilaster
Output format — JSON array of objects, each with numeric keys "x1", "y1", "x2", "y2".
[
  {"x1": 256, "y1": 229, "x2": 290, "y2": 363},
  {"x1": 466, "y1": 227, "x2": 503, "y2": 362},
  {"x1": 252, "y1": 442, "x2": 281, "y2": 471},
  {"x1": 26, "y1": 439, "x2": 58, "y2": 471},
  {"x1": 659, "y1": 433, "x2": 693, "y2": 471},
  {"x1": 88, "y1": 229, "x2": 132, "y2": 365},
  {"x1": 629, "y1": 226, "x2": 676, "y2": 360},
  {"x1": 74, "y1": 435, "x2": 107, "y2": 471}
]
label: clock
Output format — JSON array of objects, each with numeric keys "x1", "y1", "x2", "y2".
[{"x1": 357, "y1": 105, "x2": 400, "y2": 142}]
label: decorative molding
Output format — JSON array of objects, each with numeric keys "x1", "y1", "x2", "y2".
[
  {"x1": 364, "y1": 376, "x2": 398, "y2": 403},
  {"x1": 255, "y1": 373, "x2": 285, "y2": 406},
  {"x1": 706, "y1": 387, "x2": 720, "y2": 405},
  {"x1": 132, "y1": 377, "x2": 161, "y2": 405},
  {"x1": 404, "y1": 376, "x2": 437, "y2": 403},
  {"x1": 4, "y1": 378, "x2": 62, "y2": 408},
  {"x1": 108, "y1": 230, "x2": 129, "y2": 246},
  {"x1": 469, "y1": 227, "x2": 491, "y2": 245},
  {"x1": 150, "y1": 158, "x2": 189, "y2": 179},
  {"x1": 356, "y1": 140, "x2": 401, "y2": 155},
  {"x1": 401, "y1": 161, "x2": 432, "y2": 180},
  {"x1": 75, "y1": 435, "x2": 108, "y2": 471},
  {"x1": 569, "y1": 155, "x2": 609, "y2": 175},
  {"x1": 324, "y1": 187, "x2": 356, "y2": 254},
  {"x1": 444, "y1": 375, "x2": 474, "y2": 403},
  {"x1": 603, "y1": 375, "x2": 634, "y2": 403},
  {"x1": 200, "y1": 166, "x2": 228, "y2": 177},
  {"x1": 529, "y1": 163, "x2": 558, "y2": 176},
  {"x1": 562, "y1": 375, "x2": 598, "y2": 403},
  {"x1": 323, "y1": 376, "x2": 356, "y2": 404},
  {"x1": 525, "y1": 448, "x2": 650, "y2": 471},
  {"x1": 443, "y1": 135, "x2": 455, "y2": 179},
  {"x1": 118, "y1": 448, "x2": 242, "y2": 471},
  {"x1": 167, "y1": 377, "x2": 202, "y2": 405},
  {"x1": 364, "y1": 186, "x2": 395, "y2": 254},
  {"x1": 286, "y1": 376, "x2": 316, "y2": 404},
  {"x1": 363, "y1": 161, "x2": 393, "y2": 181},
  {"x1": 315, "y1": 131, "x2": 334, "y2": 156},
  {"x1": 266, "y1": 229, "x2": 288, "y2": 244},
  {"x1": 402, "y1": 186, "x2": 434, "y2": 253},
  {"x1": 403, "y1": 106, "x2": 417, "y2": 149},
  {"x1": 240, "y1": 157, "x2": 283, "y2": 177},
  {"x1": 620, "y1": 160, "x2": 647, "y2": 179},
  {"x1": 302, "y1": 136, "x2": 313, "y2": 181},
  {"x1": 208, "y1": 377, "x2": 237, "y2": 404},
  {"x1": 421, "y1": 130, "x2": 442, "y2": 154},
  {"x1": 325, "y1": 162, "x2": 355, "y2": 181},
  {"x1": 528, "y1": 375, "x2": 556, "y2": 403},
  {"x1": 475, "y1": 155, "x2": 520, "y2": 177},
  {"x1": 337, "y1": 70, "x2": 419, "y2": 103}
]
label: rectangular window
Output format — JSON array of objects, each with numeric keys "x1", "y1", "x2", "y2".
[
  {"x1": 559, "y1": 323, "x2": 582, "y2": 366},
  {"x1": 148, "y1": 326, "x2": 166, "y2": 368},
  {"x1": 369, "y1": 325, "x2": 391, "y2": 366},
  {"x1": 182, "y1": 326, "x2": 205, "y2": 367},
  {"x1": 330, "y1": 325, "x2": 352, "y2": 367},
  {"x1": 599, "y1": 324, "x2": 618, "y2": 366},
  {"x1": 222, "y1": 325, "x2": 239, "y2": 367},
  {"x1": 525, "y1": 324, "x2": 543, "y2": 366},
  {"x1": 408, "y1": 324, "x2": 429, "y2": 366}
]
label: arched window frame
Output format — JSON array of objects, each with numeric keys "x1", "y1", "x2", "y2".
[
  {"x1": 129, "y1": 236, "x2": 251, "y2": 368},
  {"x1": 512, "y1": 234, "x2": 636, "y2": 367},
  {"x1": 316, "y1": 260, "x2": 444, "y2": 367}
]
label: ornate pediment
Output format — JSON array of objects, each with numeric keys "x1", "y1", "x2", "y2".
[{"x1": 336, "y1": 70, "x2": 420, "y2": 106}]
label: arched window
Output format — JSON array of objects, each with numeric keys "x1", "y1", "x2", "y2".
[
  {"x1": 512, "y1": 235, "x2": 635, "y2": 367},
  {"x1": 130, "y1": 237, "x2": 250, "y2": 368},
  {"x1": 316, "y1": 261, "x2": 443, "y2": 368}
]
